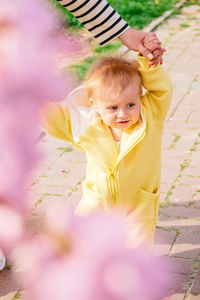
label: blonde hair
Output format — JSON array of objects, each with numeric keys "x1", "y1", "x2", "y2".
[{"x1": 85, "y1": 56, "x2": 142, "y2": 100}]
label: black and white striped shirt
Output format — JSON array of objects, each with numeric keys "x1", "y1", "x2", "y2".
[{"x1": 57, "y1": 0, "x2": 129, "y2": 45}]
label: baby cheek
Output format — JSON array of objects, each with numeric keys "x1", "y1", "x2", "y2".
[
  {"x1": 136, "y1": 105, "x2": 141, "y2": 115},
  {"x1": 103, "y1": 113, "x2": 113, "y2": 125},
  {"x1": 132, "y1": 108, "x2": 140, "y2": 121}
]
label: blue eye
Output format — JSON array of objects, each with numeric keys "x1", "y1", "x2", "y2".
[
  {"x1": 111, "y1": 106, "x2": 118, "y2": 110},
  {"x1": 127, "y1": 103, "x2": 135, "y2": 108}
]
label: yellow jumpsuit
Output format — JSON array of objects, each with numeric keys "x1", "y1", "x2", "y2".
[{"x1": 40, "y1": 56, "x2": 173, "y2": 247}]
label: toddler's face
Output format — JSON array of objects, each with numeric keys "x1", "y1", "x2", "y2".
[{"x1": 93, "y1": 81, "x2": 141, "y2": 130}]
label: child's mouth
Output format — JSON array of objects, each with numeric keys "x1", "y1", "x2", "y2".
[{"x1": 118, "y1": 121, "x2": 130, "y2": 124}]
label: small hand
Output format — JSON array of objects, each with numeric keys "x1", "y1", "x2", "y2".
[
  {"x1": 143, "y1": 33, "x2": 166, "y2": 65},
  {"x1": 150, "y1": 48, "x2": 166, "y2": 65},
  {"x1": 119, "y1": 29, "x2": 165, "y2": 64}
]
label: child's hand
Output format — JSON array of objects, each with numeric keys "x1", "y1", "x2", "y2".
[{"x1": 143, "y1": 33, "x2": 166, "y2": 65}]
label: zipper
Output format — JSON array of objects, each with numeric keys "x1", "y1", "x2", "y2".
[
  {"x1": 108, "y1": 169, "x2": 117, "y2": 205},
  {"x1": 107, "y1": 130, "x2": 145, "y2": 205},
  {"x1": 107, "y1": 108, "x2": 146, "y2": 205}
]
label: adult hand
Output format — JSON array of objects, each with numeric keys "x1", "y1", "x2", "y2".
[
  {"x1": 118, "y1": 28, "x2": 165, "y2": 63},
  {"x1": 143, "y1": 33, "x2": 166, "y2": 65}
]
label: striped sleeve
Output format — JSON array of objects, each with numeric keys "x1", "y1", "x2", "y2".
[{"x1": 57, "y1": 0, "x2": 129, "y2": 46}]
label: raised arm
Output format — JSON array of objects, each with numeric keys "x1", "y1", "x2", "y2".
[{"x1": 137, "y1": 55, "x2": 173, "y2": 123}]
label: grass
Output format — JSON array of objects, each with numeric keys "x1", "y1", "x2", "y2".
[
  {"x1": 5, "y1": 264, "x2": 12, "y2": 270},
  {"x1": 180, "y1": 159, "x2": 191, "y2": 171},
  {"x1": 57, "y1": 146, "x2": 73, "y2": 152},
  {"x1": 70, "y1": 56, "x2": 97, "y2": 81},
  {"x1": 13, "y1": 292, "x2": 21, "y2": 299},
  {"x1": 168, "y1": 134, "x2": 181, "y2": 149},
  {"x1": 180, "y1": 23, "x2": 190, "y2": 27},
  {"x1": 93, "y1": 40, "x2": 122, "y2": 55}
]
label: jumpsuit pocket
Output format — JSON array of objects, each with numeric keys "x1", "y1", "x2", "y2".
[{"x1": 128, "y1": 188, "x2": 160, "y2": 221}]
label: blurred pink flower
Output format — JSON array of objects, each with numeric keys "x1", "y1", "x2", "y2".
[
  {"x1": 16, "y1": 210, "x2": 171, "y2": 300},
  {"x1": 69, "y1": 212, "x2": 170, "y2": 300},
  {"x1": 0, "y1": 205, "x2": 23, "y2": 253},
  {"x1": 0, "y1": 0, "x2": 78, "y2": 213}
]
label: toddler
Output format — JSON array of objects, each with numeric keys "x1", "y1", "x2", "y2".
[{"x1": 40, "y1": 36, "x2": 172, "y2": 247}]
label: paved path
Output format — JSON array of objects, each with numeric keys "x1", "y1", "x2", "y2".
[{"x1": 1, "y1": 5, "x2": 200, "y2": 300}]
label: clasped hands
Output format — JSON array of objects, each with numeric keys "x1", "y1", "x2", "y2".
[{"x1": 119, "y1": 28, "x2": 166, "y2": 65}]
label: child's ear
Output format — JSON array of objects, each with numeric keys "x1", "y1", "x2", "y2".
[
  {"x1": 90, "y1": 97, "x2": 98, "y2": 111},
  {"x1": 90, "y1": 97, "x2": 94, "y2": 105}
]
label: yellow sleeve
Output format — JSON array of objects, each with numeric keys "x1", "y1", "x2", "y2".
[
  {"x1": 39, "y1": 101, "x2": 75, "y2": 145},
  {"x1": 137, "y1": 55, "x2": 173, "y2": 123}
]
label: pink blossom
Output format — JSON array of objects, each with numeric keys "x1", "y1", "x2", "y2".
[
  {"x1": 17, "y1": 210, "x2": 171, "y2": 300},
  {"x1": 0, "y1": 205, "x2": 23, "y2": 253},
  {"x1": 0, "y1": 0, "x2": 77, "y2": 213}
]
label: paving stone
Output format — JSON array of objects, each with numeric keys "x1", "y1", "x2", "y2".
[
  {"x1": 66, "y1": 184, "x2": 82, "y2": 209},
  {"x1": 47, "y1": 153, "x2": 86, "y2": 169},
  {"x1": 28, "y1": 183, "x2": 70, "y2": 199},
  {"x1": 191, "y1": 268, "x2": 200, "y2": 294},
  {"x1": 36, "y1": 173, "x2": 80, "y2": 187},
  {"x1": 162, "y1": 205, "x2": 200, "y2": 219},
  {"x1": 162, "y1": 169, "x2": 179, "y2": 187},
  {"x1": 164, "y1": 257, "x2": 194, "y2": 275},
  {"x1": 169, "y1": 184, "x2": 196, "y2": 205},
  {"x1": 162, "y1": 294, "x2": 185, "y2": 300},
  {"x1": 183, "y1": 167, "x2": 200, "y2": 178},
  {"x1": 161, "y1": 155, "x2": 183, "y2": 173},
  {"x1": 196, "y1": 192, "x2": 200, "y2": 199},
  {"x1": 158, "y1": 215, "x2": 200, "y2": 232},
  {"x1": 190, "y1": 155, "x2": 200, "y2": 169},
  {"x1": 187, "y1": 294, "x2": 200, "y2": 300},
  {"x1": 169, "y1": 110, "x2": 192, "y2": 122},
  {"x1": 165, "y1": 273, "x2": 191, "y2": 294},
  {"x1": 0, "y1": 269, "x2": 20, "y2": 300},
  {"x1": 179, "y1": 176, "x2": 200, "y2": 187},
  {"x1": 33, "y1": 195, "x2": 69, "y2": 216},
  {"x1": 189, "y1": 111, "x2": 200, "y2": 123},
  {"x1": 152, "y1": 228, "x2": 176, "y2": 256},
  {"x1": 161, "y1": 182, "x2": 172, "y2": 194},
  {"x1": 181, "y1": 5, "x2": 200, "y2": 15},
  {"x1": 162, "y1": 132, "x2": 176, "y2": 150},
  {"x1": 160, "y1": 192, "x2": 167, "y2": 203},
  {"x1": 170, "y1": 231, "x2": 200, "y2": 259},
  {"x1": 194, "y1": 192, "x2": 200, "y2": 208}
]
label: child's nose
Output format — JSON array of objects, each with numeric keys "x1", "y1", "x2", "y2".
[{"x1": 118, "y1": 108, "x2": 127, "y2": 118}]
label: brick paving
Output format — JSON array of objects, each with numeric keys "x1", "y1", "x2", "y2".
[{"x1": 1, "y1": 5, "x2": 200, "y2": 300}]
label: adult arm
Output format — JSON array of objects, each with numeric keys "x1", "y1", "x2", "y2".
[
  {"x1": 57, "y1": 0, "x2": 129, "y2": 46},
  {"x1": 56, "y1": 0, "x2": 165, "y2": 61}
]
